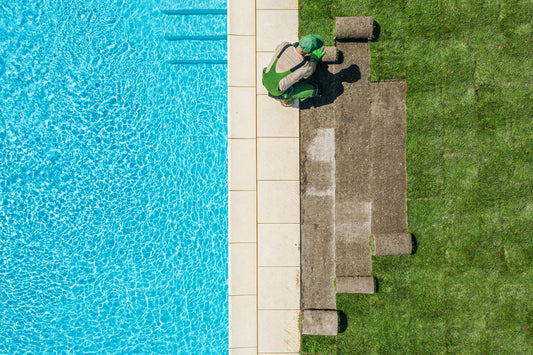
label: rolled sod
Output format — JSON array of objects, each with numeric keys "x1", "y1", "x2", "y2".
[
  {"x1": 335, "y1": 17, "x2": 374, "y2": 41},
  {"x1": 336, "y1": 276, "x2": 375, "y2": 294},
  {"x1": 301, "y1": 309, "x2": 338, "y2": 335},
  {"x1": 322, "y1": 46, "x2": 339, "y2": 63},
  {"x1": 372, "y1": 233, "x2": 414, "y2": 256}
]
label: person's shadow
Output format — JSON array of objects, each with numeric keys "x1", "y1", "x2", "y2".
[{"x1": 300, "y1": 57, "x2": 361, "y2": 109}]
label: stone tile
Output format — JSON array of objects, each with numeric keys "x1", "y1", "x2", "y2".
[
  {"x1": 257, "y1": 0, "x2": 298, "y2": 10},
  {"x1": 257, "y1": 95, "x2": 299, "y2": 137},
  {"x1": 229, "y1": 243, "x2": 257, "y2": 295},
  {"x1": 229, "y1": 191, "x2": 257, "y2": 243},
  {"x1": 257, "y1": 138, "x2": 299, "y2": 180},
  {"x1": 229, "y1": 139, "x2": 256, "y2": 191},
  {"x1": 257, "y1": 181, "x2": 300, "y2": 223},
  {"x1": 258, "y1": 310, "x2": 300, "y2": 353},
  {"x1": 258, "y1": 267, "x2": 300, "y2": 309},
  {"x1": 229, "y1": 35, "x2": 256, "y2": 87},
  {"x1": 256, "y1": 10, "x2": 299, "y2": 52},
  {"x1": 258, "y1": 224, "x2": 300, "y2": 266},
  {"x1": 229, "y1": 295, "x2": 257, "y2": 348},
  {"x1": 229, "y1": 87, "x2": 256, "y2": 139},
  {"x1": 256, "y1": 52, "x2": 274, "y2": 95},
  {"x1": 229, "y1": 348, "x2": 257, "y2": 355},
  {"x1": 228, "y1": 0, "x2": 255, "y2": 35}
]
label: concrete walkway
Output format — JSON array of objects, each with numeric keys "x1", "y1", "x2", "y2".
[
  {"x1": 300, "y1": 26, "x2": 409, "y2": 335},
  {"x1": 228, "y1": 0, "x2": 301, "y2": 353}
]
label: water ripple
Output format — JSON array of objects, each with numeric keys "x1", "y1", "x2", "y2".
[{"x1": 0, "y1": 0, "x2": 228, "y2": 353}]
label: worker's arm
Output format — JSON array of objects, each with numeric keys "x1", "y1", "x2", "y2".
[
  {"x1": 309, "y1": 47, "x2": 326, "y2": 68},
  {"x1": 302, "y1": 47, "x2": 325, "y2": 79},
  {"x1": 309, "y1": 61, "x2": 318, "y2": 75}
]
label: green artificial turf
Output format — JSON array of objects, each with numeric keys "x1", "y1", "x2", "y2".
[{"x1": 299, "y1": 0, "x2": 533, "y2": 353}]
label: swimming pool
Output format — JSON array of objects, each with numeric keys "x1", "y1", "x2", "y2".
[{"x1": 0, "y1": 0, "x2": 227, "y2": 353}]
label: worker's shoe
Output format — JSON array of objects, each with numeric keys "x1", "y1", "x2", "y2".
[
  {"x1": 280, "y1": 99, "x2": 295, "y2": 107},
  {"x1": 311, "y1": 83, "x2": 322, "y2": 97}
]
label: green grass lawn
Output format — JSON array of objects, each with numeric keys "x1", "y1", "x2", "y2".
[{"x1": 299, "y1": 0, "x2": 533, "y2": 353}]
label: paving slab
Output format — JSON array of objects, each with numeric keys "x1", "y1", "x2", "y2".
[
  {"x1": 228, "y1": 0, "x2": 255, "y2": 35},
  {"x1": 258, "y1": 267, "x2": 300, "y2": 309},
  {"x1": 258, "y1": 310, "x2": 300, "y2": 353},
  {"x1": 229, "y1": 87, "x2": 256, "y2": 138},
  {"x1": 228, "y1": 35, "x2": 256, "y2": 87},
  {"x1": 229, "y1": 295, "x2": 257, "y2": 348},
  {"x1": 229, "y1": 191, "x2": 256, "y2": 243},
  {"x1": 258, "y1": 224, "x2": 300, "y2": 266}
]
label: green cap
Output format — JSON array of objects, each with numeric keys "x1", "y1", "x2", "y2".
[{"x1": 299, "y1": 34, "x2": 324, "y2": 53}]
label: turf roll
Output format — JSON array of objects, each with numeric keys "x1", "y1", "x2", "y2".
[
  {"x1": 301, "y1": 309, "x2": 338, "y2": 335},
  {"x1": 336, "y1": 276, "x2": 375, "y2": 294},
  {"x1": 321, "y1": 46, "x2": 339, "y2": 63},
  {"x1": 372, "y1": 233, "x2": 413, "y2": 256},
  {"x1": 335, "y1": 17, "x2": 374, "y2": 41}
]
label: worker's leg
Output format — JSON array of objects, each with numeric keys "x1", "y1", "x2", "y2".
[{"x1": 285, "y1": 82, "x2": 320, "y2": 101}]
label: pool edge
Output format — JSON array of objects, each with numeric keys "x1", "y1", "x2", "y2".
[{"x1": 228, "y1": 0, "x2": 301, "y2": 354}]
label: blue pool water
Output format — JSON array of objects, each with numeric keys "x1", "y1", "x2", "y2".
[{"x1": 0, "y1": 0, "x2": 228, "y2": 353}]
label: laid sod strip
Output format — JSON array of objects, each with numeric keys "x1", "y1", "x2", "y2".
[{"x1": 300, "y1": 0, "x2": 533, "y2": 353}]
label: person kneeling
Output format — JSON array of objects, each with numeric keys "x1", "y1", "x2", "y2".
[{"x1": 262, "y1": 34, "x2": 325, "y2": 107}]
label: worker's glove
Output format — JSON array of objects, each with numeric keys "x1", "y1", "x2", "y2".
[{"x1": 310, "y1": 47, "x2": 326, "y2": 63}]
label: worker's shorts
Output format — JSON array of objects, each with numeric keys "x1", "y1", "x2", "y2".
[
  {"x1": 284, "y1": 82, "x2": 319, "y2": 101},
  {"x1": 267, "y1": 82, "x2": 320, "y2": 102}
]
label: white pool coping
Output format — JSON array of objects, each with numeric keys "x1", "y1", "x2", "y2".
[{"x1": 228, "y1": 0, "x2": 301, "y2": 354}]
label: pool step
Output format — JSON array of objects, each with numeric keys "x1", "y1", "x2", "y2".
[
  {"x1": 162, "y1": 8, "x2": 227, "y2": 65},
  {"x1": 167, "y1": 59, "x2": 227, "y2": 65},
  {"x1": 164, "y1": 34, "x2": 226, "y2": 41},
  {"x1": 160, "y1": 9, "x2": 226, "y2": 15}
]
